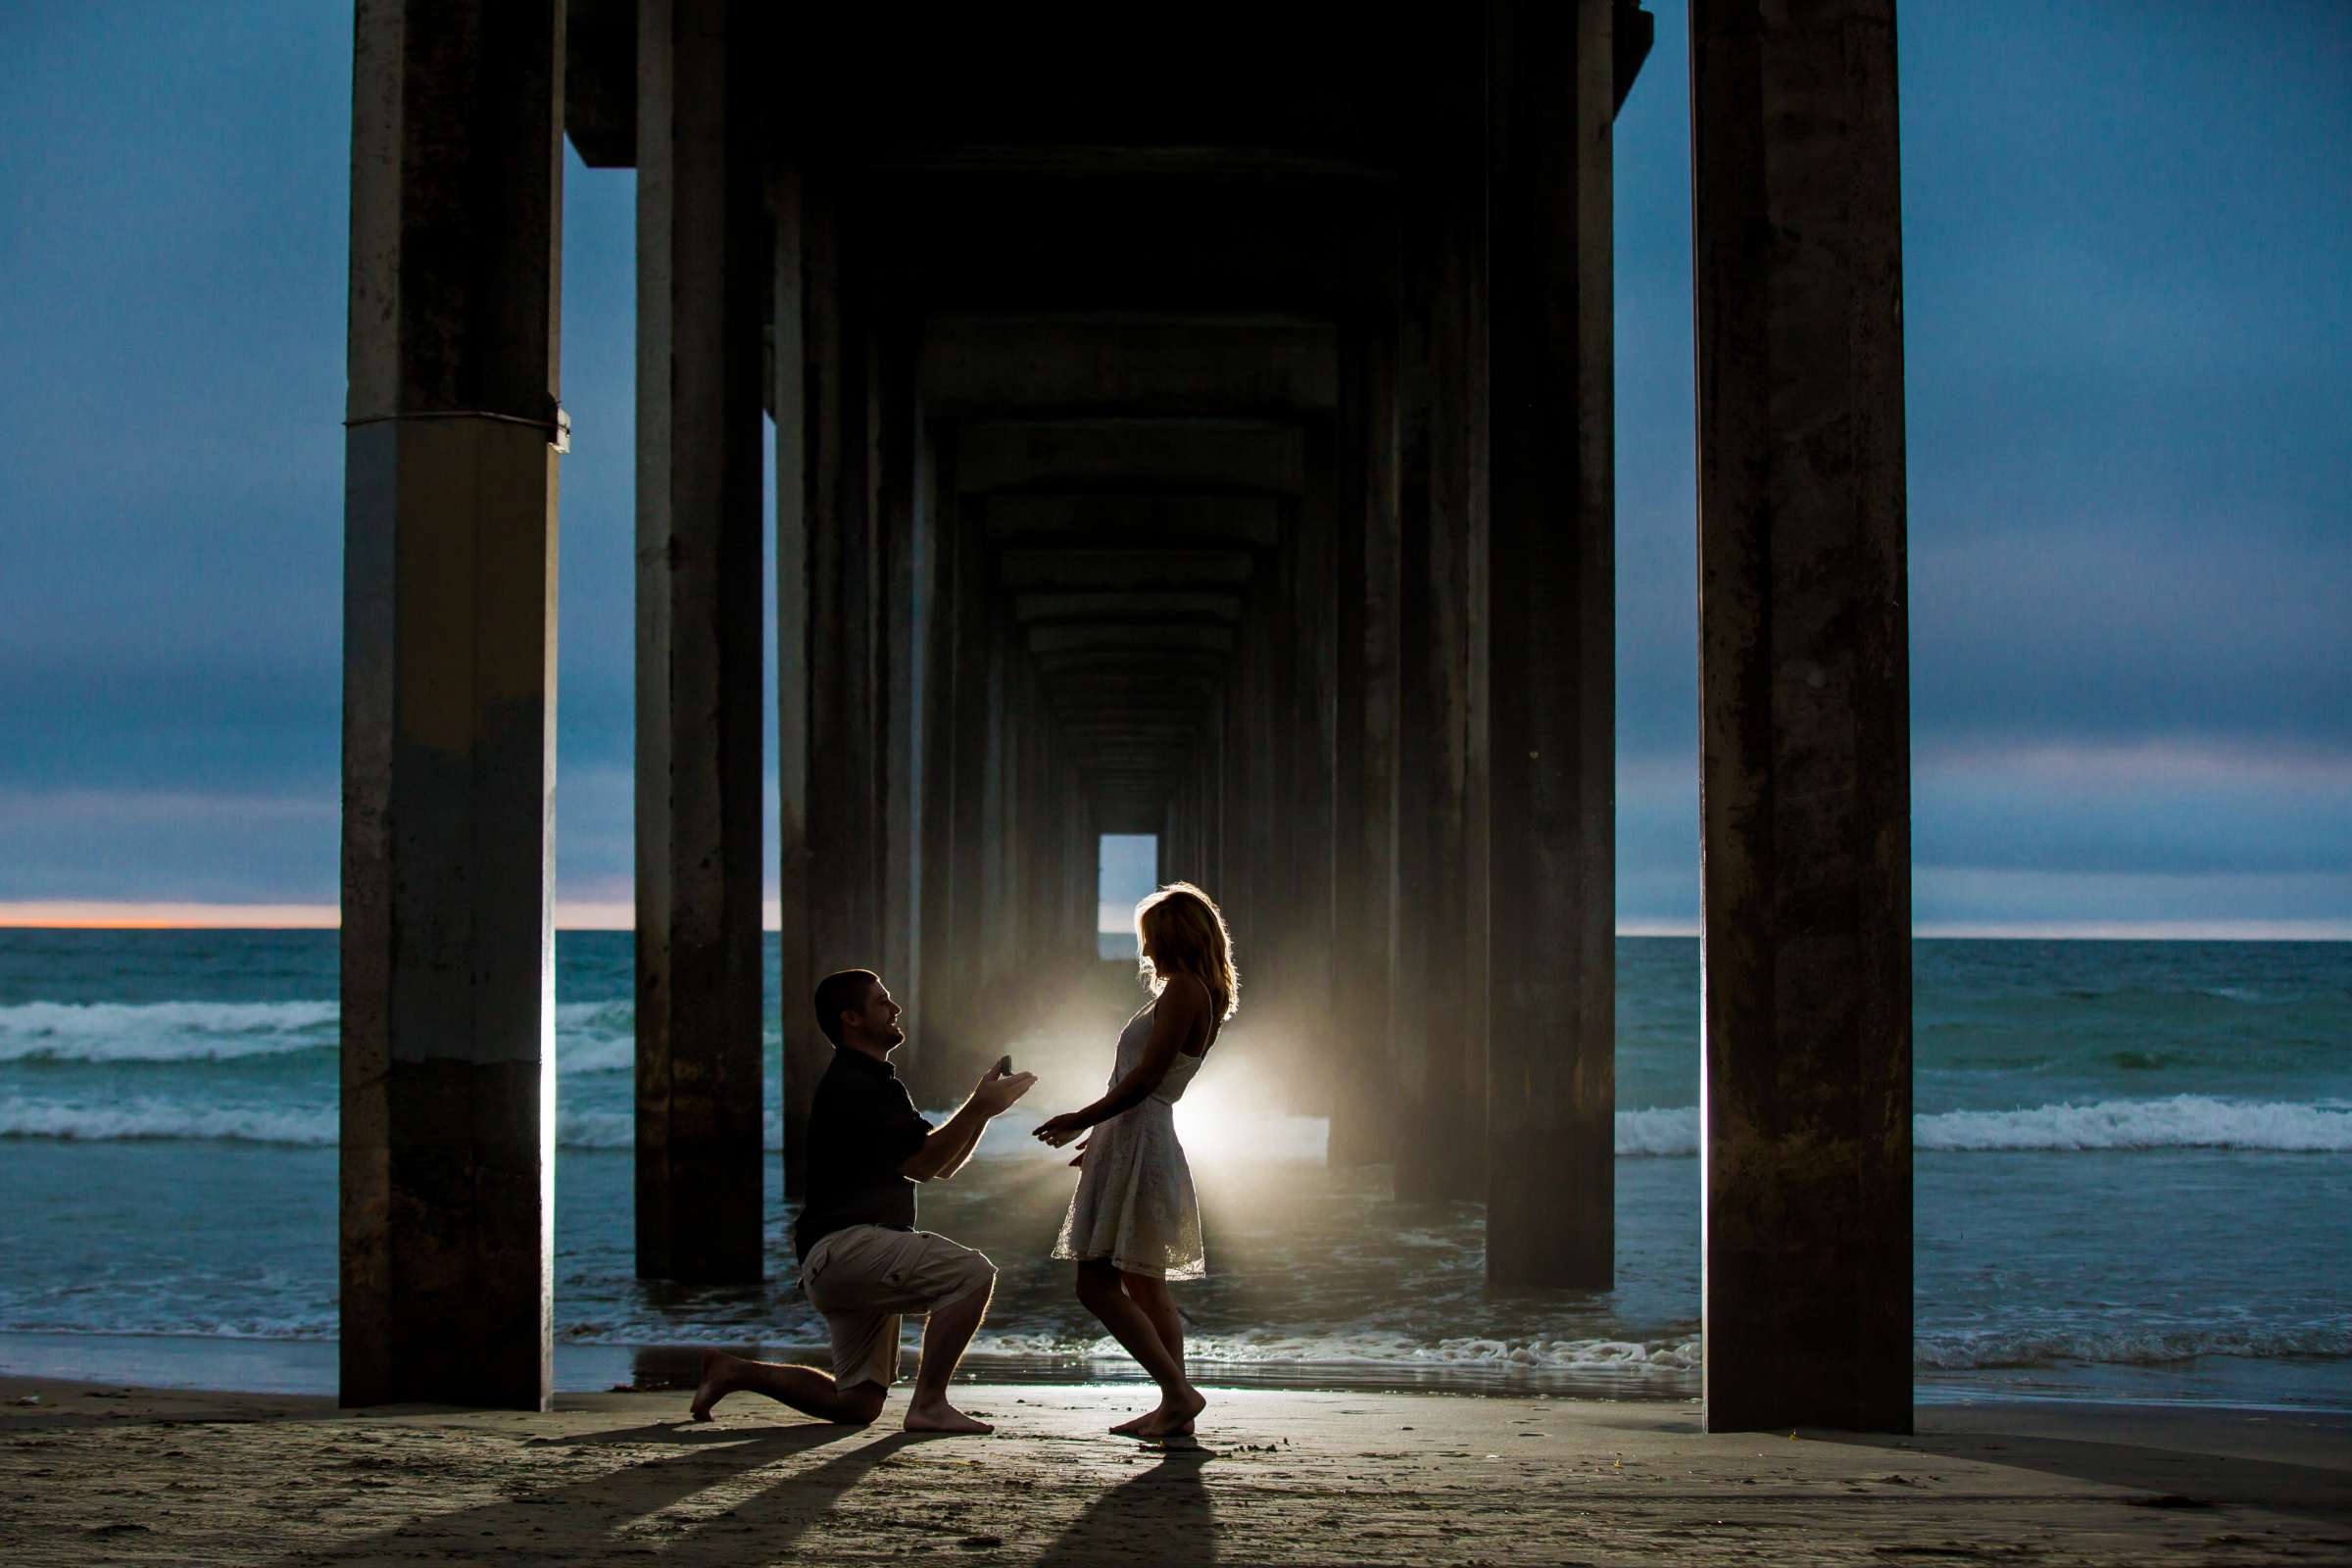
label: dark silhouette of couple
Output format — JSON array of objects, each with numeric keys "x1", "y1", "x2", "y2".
[{"x1": 691, "y1": 882, "x2": 1237, "y2": 1443}]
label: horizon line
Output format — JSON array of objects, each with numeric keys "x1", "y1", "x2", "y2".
[{"x1": 1, "y1": 903, "x2": 2347, "y2": 943}]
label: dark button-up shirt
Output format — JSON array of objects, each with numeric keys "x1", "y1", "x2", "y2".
[{"x1": 793, "y1": 1047, "x2": 935, "y2": 1261}]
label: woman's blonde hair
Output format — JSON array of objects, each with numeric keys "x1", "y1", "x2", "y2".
[{"x1": 1134, "y1": 881, "x2": 1239, "y2": 1023}]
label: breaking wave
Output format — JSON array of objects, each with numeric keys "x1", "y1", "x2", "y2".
[
  {"x1": 0, "y1": 998, "x2": 700, "y2": 1073},
  {"x1": 6, "y1": 1090, "x2": 2345, "y2": 1155},
  {"x1": 0, "y1": 1000, "x2": 341, "y2": 1063},
  {"x1": 1915, "y1": 1319, "x2": 2352, "y2": 1369}
]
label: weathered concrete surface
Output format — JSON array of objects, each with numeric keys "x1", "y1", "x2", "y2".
[
  {"x1": 1327, "y1": 324, "x2": 1401, "y2": 1169},
  {"x1": 873, "y1": 330, "x2": 922, "y2": 1055},
  {"x1": 779, "y1": 169, "x2": 883, "y2": 1196},
  {"x1": 769, "y1": 166, "x2": 823, "y2": 1200},
  {"x1": 956, "y1": 420, "x2": 1303, "y2": 498},
  {"x1": 8, "y1": 1379, "x2": 2347, "y2": 1566},
  {"x1": 1484, "y1": 0, "x2": 1617, "y2": 1289},
  {"x1": 1690, "y1": 0, "x2": 1914, "y2": 1433},
  {"x1": 340, "y1": 0, "x2": 564, "y2": 1413},
  {"x1": 632, "y1": 0, "x2": 766, "y2": 1284},
  {"x1": 921, "y1": 316, "x2": 1339, "y2": 416},
  {"x1": 1390, "y1": 29, "x2": 1487, "y2": 1205},
  {"x1": 911, "y1": 427, "x2": 968, "y2": 1105}
]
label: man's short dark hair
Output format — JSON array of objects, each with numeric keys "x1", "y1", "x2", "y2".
[{"x1": 814, "y1": 969, "x2": 881, "y2": 1047}]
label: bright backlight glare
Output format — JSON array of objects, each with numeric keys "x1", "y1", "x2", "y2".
[{"x1": 1172, "y1": 1065, "x2": 1329, "y2": 1166}]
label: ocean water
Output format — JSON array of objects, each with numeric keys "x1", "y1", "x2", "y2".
[{"x1": 1, "y1": 931, "x2": 2346, "y2": 1408}]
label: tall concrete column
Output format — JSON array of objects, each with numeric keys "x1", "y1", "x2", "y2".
[
  {"x1": 914, "y1": 425, "x2": 966, "y2": 1101},
  {"x1": 1230, "y1": 591, "x2": 1281, "y2": 1073},
  {"x1": 778, "y1": 165, "x2": 877, "y2": 1196},
  {"x1": 946, "y1": 504, "x2": 995, "y2": 1039},
  {"x1": 341, "y1": 0, "x2": 564, "y2": 1409},
  {"x1": 1288, "y1": 417, "x2": 1341, "y2": 1109},
  {"x1": 975, "y1": 591, "x2": 1019, "y2": 1026},
  {"x1": 1690, "y1": 0, "x2": 1913, "y2": 1433},
  {"x1": 1329, "y1": 324, "x2": 1401, "y2": 1169},
  {"x1": 633, "y1": 0, "x2": 766, "y2": 1283},
  {"x1": 1394, "y1": 26, "x2": 1490, "y2": 1201},
  {"x1": 874, "y1": 330, "x2": 921, "y2": 1014},
  {"x1": 1483, "y1": 0, "x2": 1617, "y2": 1287},
  {"x1": 773, "y1": 167, "x2": 821, "y2": 1199}
]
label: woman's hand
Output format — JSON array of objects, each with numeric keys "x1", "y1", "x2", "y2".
[{"x1": 1033, "y1": 1111, "x2": 1089, "y2": 1149}]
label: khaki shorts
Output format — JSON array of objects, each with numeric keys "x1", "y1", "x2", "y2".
[{"x1": 800, "y1": 1226, "x2": 997, "y2": 1390}]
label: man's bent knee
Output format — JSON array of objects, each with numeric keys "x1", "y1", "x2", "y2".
[
  {"x1": 934, "y1": 1252, "x2": 998, "y2": 1312},
  {"x1": 834, "y1": 1381, "x2": 888, "y2": 1426}
]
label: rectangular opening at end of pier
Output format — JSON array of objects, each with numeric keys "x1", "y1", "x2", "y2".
[{"x1": 1096, "y1": 833, "x2": 1159, "y2": 959}]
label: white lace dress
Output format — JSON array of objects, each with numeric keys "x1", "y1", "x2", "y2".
[{"x1": 1051, "y1": 1002, "x2": 1209, "y2": 1280}]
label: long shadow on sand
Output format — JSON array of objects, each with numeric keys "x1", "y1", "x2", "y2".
[
  {"x1": 1037, "y1": 1446, "x2": 1219, "y2": 1565},
  {"x1": 1806, "y1": 1426, "x2": 2352, "y2": 1519},
  {"x1": 270, "y1": 1417, "x2": 894, "y2": 1566}
]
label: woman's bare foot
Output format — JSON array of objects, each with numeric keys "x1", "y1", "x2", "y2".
[
  {"x1": 902, "y1": 1393, "x2": 993, "y2": 1435},
  {"x1": 688, "y1": 1348, "x2": 739, "y2": 1422},
  {"x1": 1128, "y1": 1385, "x2": 1205, "y2": 1441}
]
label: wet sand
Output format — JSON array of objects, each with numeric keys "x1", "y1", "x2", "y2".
[{"x1": 2, "y1": 1374, "x2": 2346, "y2": 1565}]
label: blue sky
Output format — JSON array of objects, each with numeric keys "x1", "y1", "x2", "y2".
[{"x1": 0, "y1": 1, "x2": 2345, "y2": 935}]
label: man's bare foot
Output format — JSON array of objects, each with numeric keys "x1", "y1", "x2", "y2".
[
  {"x1": 1128, "y1": 1385, "x2": 1206, "y2": 1441},
  {"x1": 689, "y1": 1348, "x2": 738, "y2": 1422},
  {"x1": 903, "y1": 1393, "x2": 993, "y2": 1435}
]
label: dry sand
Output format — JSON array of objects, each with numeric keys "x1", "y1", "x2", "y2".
[{"x1": 2, "y1": 1374, "x2": 2346, "y2": 1565}]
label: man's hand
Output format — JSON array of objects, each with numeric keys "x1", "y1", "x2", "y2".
[
  {"x1": 973, "y1": 1064, "x2": 1038, "y2": 1116},
  {"x1": 1033, "y1": 1111, "x2": 1088, "y2": 1149},
  {"x1": 1068, "y1": 1137, "x2": 1088, "y2": 1169}
]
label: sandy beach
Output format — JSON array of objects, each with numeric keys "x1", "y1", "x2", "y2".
[{"x1": 3, "y1": 1375, "x2": 2345, "y2": 1565}]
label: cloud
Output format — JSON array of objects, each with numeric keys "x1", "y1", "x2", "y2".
[{"x1": 2, "y1": 2, "x2": 2347, "y2": 933}]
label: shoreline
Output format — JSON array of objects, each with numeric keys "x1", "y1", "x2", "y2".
[
  {"x1": 4, "y1": 1374, "x2": 2345, "y2": 1565},
  {"x1": 5, "y1": 1330, "x2": 2346, "y2": 1416}
]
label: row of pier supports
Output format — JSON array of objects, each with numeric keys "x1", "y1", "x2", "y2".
[{"x1": 340, "y1": 0, "x2": 1911, "y2": 1432}]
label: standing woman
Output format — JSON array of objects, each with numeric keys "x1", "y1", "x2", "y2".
[{"x1": 1033, "y1": 881, "x2": 1237, "y2": 1440}]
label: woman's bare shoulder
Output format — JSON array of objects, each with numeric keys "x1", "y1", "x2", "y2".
[{"x1": 1157, "y1": 971, "x2": 1213, "y2": 1014}]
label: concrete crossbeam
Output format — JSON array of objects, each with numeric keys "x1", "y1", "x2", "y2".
[
  {"x1": 1015, "y1": 592, "x2": 1244, "y2": 624},
  {"x1": 867, "y1": 172, "x2": 1400, "y2": 316},
  {"x1": 922, "y1": 316, "x2": 1337, "y2": 415},
  {"x1": 956, "y1": 420, "x2": 1303, "y2": 496},
  {"x1": 1027, "y1": 624, "x2": 1237, "y2": 657},
  {"x1": 997, "y1": 549, "x2": 1256, "y2": 591},
  {"x1": 980, "y1": 493, "x2": 1284, "y2": 550}
]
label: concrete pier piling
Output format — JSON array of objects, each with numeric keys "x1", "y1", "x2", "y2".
[
  {"x1": 340, "y1": 0, "x2": 565, "y2": 1410},
  {"x1": 1484, "y1": 0, "x2": 1619, "y2": 1289},
  {"x1": 631, "y1": 0, "x2": 766, "y2": 1284},
  {"x1": 1690, "y1": 0, "x2": 1914, "y2": 1433},
  {"x1": 342, "y1": 0, "x2": 1914, "y2": 1428}
]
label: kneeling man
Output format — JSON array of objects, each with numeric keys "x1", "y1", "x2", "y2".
[{"x1": 691, "y1": 969, "x2": 1035, "y2": 1434}]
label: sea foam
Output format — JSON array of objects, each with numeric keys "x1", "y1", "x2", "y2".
[
  {"x1": 0, "y1": 1000, "x2": 340, "y2": 1062},
  {"x1": 1605, "y1": 1096, "x2": 2352, "y2": 1156},
  {"x1": 1916, "y1": 1095, "x2": 2352, "y2": 1152},
  {"x1": 1915, "y1": 1318, "x2": 2352, "y2": 1369},
  {"x1": 6, "y1": 1090, "x2": 2346, "y2": 1154},
  {"x1": 0, "y1": 998, "x2": 679, "y2": 1072}
]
